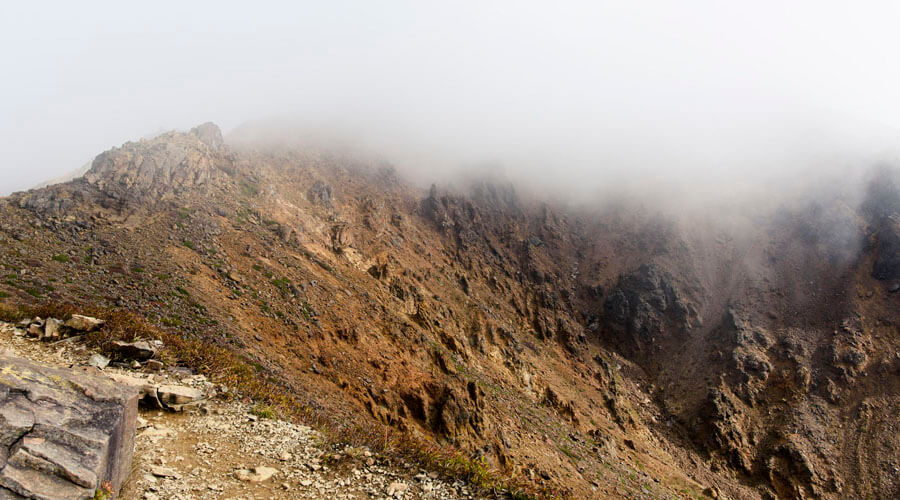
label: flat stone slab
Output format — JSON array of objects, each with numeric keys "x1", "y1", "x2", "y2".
[{"x1": 0, "y1": 354, "x2": 139, "y2": 499}]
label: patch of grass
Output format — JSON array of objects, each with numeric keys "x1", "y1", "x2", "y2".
[
  {"x1": 160, "y1": 316, "x2": 182, "y2": 327},
  {"x1": 559, "y1": 445, "x2": 580, "y2": 461},
  {"x1": 25, "y1": 288, "x2": 42, "y2": 298},
  {"x1": 250, "y1": 403, "x2": 276, "y2": 419},
  {"x1": 0, "y1": 291, "x2": 8, "y2": 299},
  {"x1": 239, "y1": 180, "x2": 260, "y2": 197},
  {"x1": 299, "y1": 302, "x2": 314, "y2": 320},
  {"x1": 272, "y1": 277, "x2": 291, "y2": 293},
  {"x1": 131, "y1": 267, "x2": 144, "y2": 273},
  {"x1": 51, "y1": 254, "x2": 69, "y2": 263},
  {"x1": 183, "y1": 240, "x2": 195, "y2": 250}
]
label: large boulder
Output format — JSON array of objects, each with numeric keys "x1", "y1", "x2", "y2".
[{"x1": 0, "y1": 355, "x2": 139, "y2": 499}]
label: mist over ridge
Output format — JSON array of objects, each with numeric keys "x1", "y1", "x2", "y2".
[{"x1": 5, "y1": 1, "x2": 900, "y2": 203}]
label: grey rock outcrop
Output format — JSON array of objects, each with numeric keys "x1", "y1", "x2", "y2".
[
  {"x1": 83, "y1": 123, "x2": 229, "y2": 209},
  {"x1": 0, "y1": 355, "x2": 139, "y2": 499},
  {"x1": 14, "y1": 123, "x2": 230, "y2": 217},
  {"x1": 307, "y1": 181, "x2": 333, "y2": 206}
]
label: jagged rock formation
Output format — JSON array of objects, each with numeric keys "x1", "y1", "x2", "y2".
[
  {"x1": 83, "y1": 123, "x2": 229, "y2": 210},
  {"x1": 0, "y1": 354, "x2": 139, "y2": 499},
  {"x1": 603, "y1": 264, "x2": 697, "y2": 352},
  {"x1": 17, "y1": 123, "x2": 231, "y2": 217}
]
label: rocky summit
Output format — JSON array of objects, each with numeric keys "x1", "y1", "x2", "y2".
[{"x1": 0, "y1": 123, "x2": 899, "y2": 499}]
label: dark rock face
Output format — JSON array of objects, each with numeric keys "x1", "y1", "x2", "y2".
[
  {"x1": 0, "y1": 355, "x2": 139, "y2": 499},
  {"x1": 872, "y1": 214, "x2": 900, "y2": 281},
  {"x1": 603, "y1": 264, "x2": 696, "y2": 351},
  {"x1": 862, "y1": 168, "x2": 900, "y2": 281},
  {"x1": 421, "y1": 184, "x2": 451, "y2": 230}
]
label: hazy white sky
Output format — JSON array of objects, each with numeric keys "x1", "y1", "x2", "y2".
[{"x1": 2, "y1": 1, "x2": 900, "y2": 195}]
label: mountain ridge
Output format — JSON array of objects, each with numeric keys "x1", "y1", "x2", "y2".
[{"x1": 1, "y1": 122, "x2": 898, "y2": 499}]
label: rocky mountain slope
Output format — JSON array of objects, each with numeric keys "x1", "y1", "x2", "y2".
[
  {"x1": 0, "y1": 321, "x2": 482, "y2": 500},
  {"x1": 1, "y1": 123, "x2": 898, "y2": 499}
]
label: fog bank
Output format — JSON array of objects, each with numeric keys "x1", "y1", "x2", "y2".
[{"x1": 3, "y1": 2, "x2": 900, "y2": 199}]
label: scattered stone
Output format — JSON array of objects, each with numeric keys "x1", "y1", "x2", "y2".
[
  {"x1": 158, "y1": 384, "x2": 205, "y2": 406},
  {"x1": 150, "y1": 466, "x2": 180, "y2": 479},
  {"x1": 387, "y1": 481, "x2": 409, "y2": 496},
  {"x1": 106, "y1": 372, "x2": 163, "y2": 407},
  {"x1": 146, "y1": 359, "x2": 164, "y2": 371},
  {"x1": 27, "y1": 324, "x2": 42, "y2": 338},
  {"x1": 43, "y1": 317, "x2": 63, "y2": 340},
  {"x1": 108, "y1": 340, "x2": 156, "y2": 361},
  {"x1": 234, "y1": 466, "x2": 278, "y2": 483},
  {"x1": 89, "y1": 352, "x2": 111, "y2": 369},
  {"x1": 65, "y1": 314, "x2": 105, "y2": 332},
  {"x1": 138, "y1": 426, "x2": 176, "y2": 439}
]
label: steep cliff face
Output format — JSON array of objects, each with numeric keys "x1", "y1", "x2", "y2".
[{"x1": 0, "y1": 123, "x2": 898, "y2": 499}]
